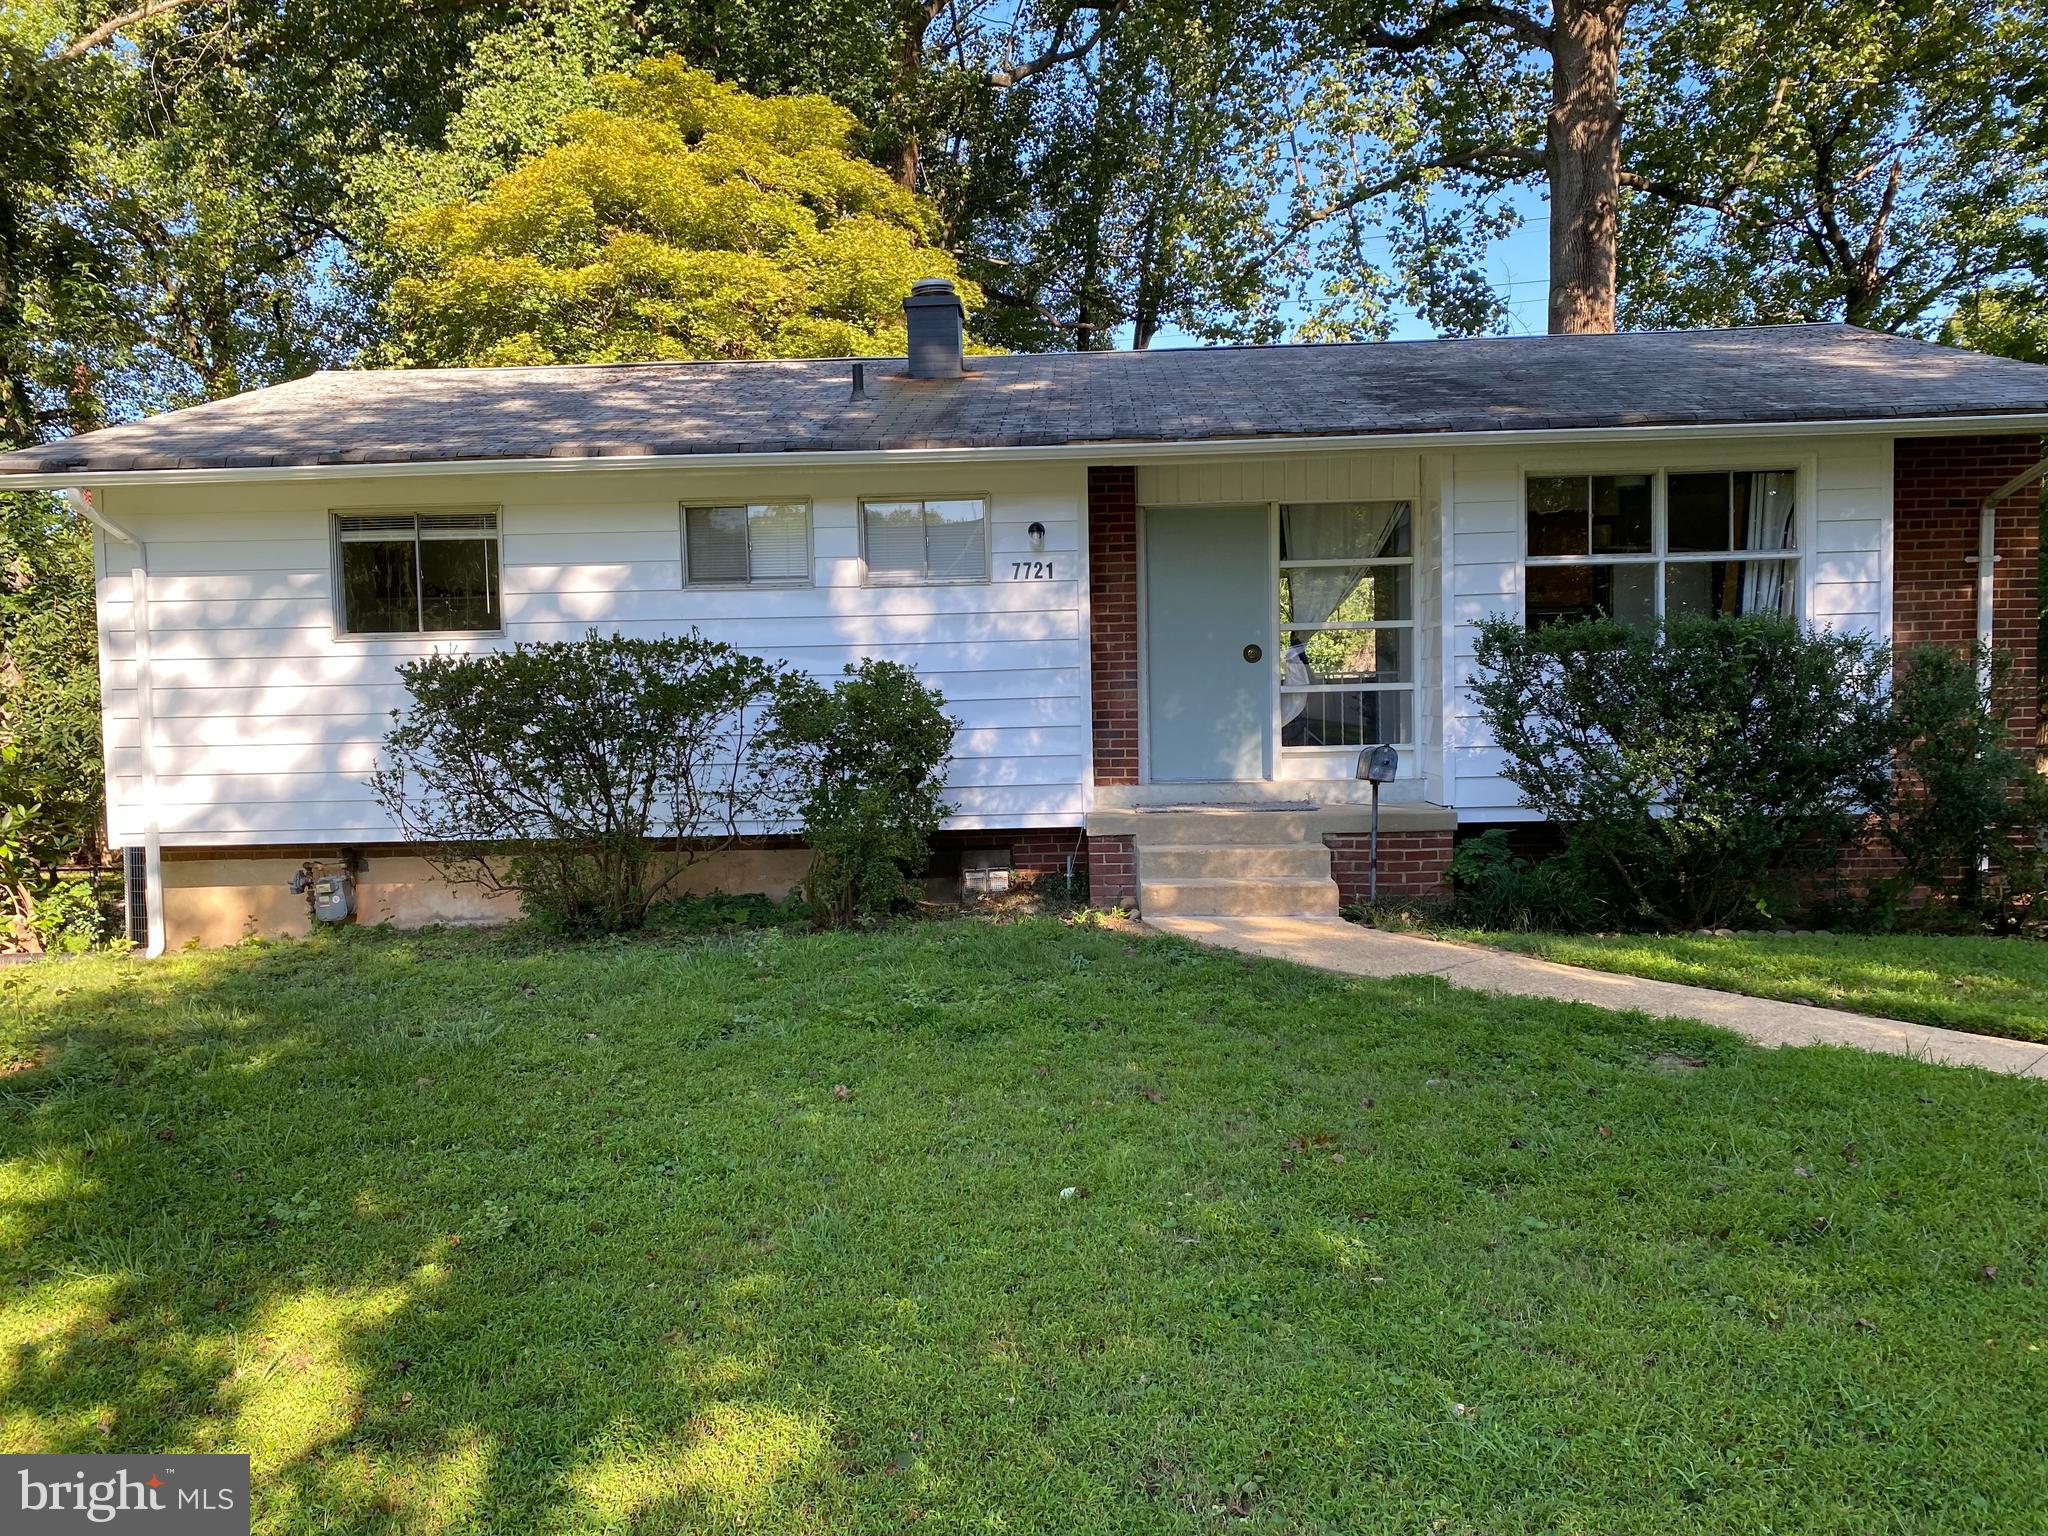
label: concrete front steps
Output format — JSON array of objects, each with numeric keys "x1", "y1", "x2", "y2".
[{"x1": 1124, "y1": 807, "x2": 1340, "y2": 918}]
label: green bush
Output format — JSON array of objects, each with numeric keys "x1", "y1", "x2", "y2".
[
  {"x1": 1884, "y1": 643, "x2": 2048, "y2": 923},
  {"x1": 373, "y1": 630, "x2": 790, "y2": 934},
  {"x1": 1471, "y1": 613, "x2": 1893, "y2": 930},
  {"x1": 0, "y1": 494, "x2": 106, "y2": 943},
  {"x1": 27, "y1": 874, "x2": 108, "y2": 953},
  {"x1": 768, "y1": 660, "x2": 954, "y2": 926},
  {"x1": 1447, "y1": 830, "x2": 1610, "y2": 932}
]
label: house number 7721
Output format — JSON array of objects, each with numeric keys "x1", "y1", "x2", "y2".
[{"x1": 1010, "y1": 561, "x2": 1055, "y2": 579}]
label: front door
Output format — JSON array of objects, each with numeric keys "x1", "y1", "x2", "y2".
[{"x1": 1143, "y1": 505, "x2": 1270, "y2": 781}]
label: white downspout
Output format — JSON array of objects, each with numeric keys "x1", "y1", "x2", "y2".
[
  {"x1": 61, "y1": 489, "x2": 165, "y2": 958},
  {"x1": 1972, "y1": 454, "x2": 2048, "y2": 690}
]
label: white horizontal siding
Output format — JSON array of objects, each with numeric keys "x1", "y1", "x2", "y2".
[
  {"x1": 1418, "y1": 453, "x2": 1447, "y2": 803},
  {"x1": 1442, "y1": 435, "x2": 1895, "y2": 818},
  {"x1": 96, "y1": 463, "x2": 1090, "y2": 846}
]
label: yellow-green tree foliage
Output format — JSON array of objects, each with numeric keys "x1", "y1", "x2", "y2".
[{"x1": 377, "y1": 59, "x2": 978, "y2": 365}]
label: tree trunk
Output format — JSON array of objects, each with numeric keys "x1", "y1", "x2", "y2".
[
  {"x1": 891, "y1": 1, "x2": 934, "y2": 190},
  {"x1": 1545, "y1": 0, "x2": 1627, "y2": 333}
]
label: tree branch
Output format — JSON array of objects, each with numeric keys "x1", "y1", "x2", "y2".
[
  {"x1": 44, "y1": 0, "x2": 206, "y2": 68},
  {"x1": 988, "y1": 2, "x2": 1125, "y2": 88},
  {"x1": 1271, "y1": 142, "x2": 1544, "y2": 254},
  {"x1": 1617, "y1": 167, "x2": 1737, "y2": 216},
  {"x1": 1857, "y1": 155, "x2": 1904, "y2": 282},
  {"x1": 1342, "y1": 2, "x2": 1551, "y2": 55}
]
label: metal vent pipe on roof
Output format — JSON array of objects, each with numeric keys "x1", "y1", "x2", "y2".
[{"x1": 904, "y1": 277, "x2": 966, "y2": 380}]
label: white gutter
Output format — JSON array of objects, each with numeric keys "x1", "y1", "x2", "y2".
[
  {"x1": 7, "y1": 411, "x2": 2048, "y2": 491},
  {"x1": 1972, "y1": 453, "x2": 2048, "y2": 688},
  {"x1": 61, "y1": 489, "x2": 164, "y2": 958}
]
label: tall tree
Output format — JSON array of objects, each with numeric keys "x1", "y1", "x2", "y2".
[
  {"x1": 372, "y1": 60, "x2": 979, "y2": 366},
  {"x1": 2, "y1": 0, "x2": 505, "y2": 442},
  {"x1": 1303, "y1": 0, "x2": 1637, "y2": 334},
  {"x1": 989, "y1": 0, "x2": 1282, "y2": 349},
  {"x1": 1288, "y1": 0, "x2": 2046, "y2": 340},
  {"x1": 1618, "y1": 0, "x2": 2048, "y2": 335}
]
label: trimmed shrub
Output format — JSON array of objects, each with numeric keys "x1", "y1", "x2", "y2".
[
  {"x1": 373, "y1": 630, "x2": 790, "y2": 933},
  {"x1": 1447, "y1": 830, "x2": 1609, "y2": 932},
  {"x1": 1471, "y1": 613, "x2": 1893, "y2": 930},
  {"x1": 767, "y1": 660, "x2": 954, "y2": 926}
]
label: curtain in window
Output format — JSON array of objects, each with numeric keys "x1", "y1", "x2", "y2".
[
  {"x1": 1738, "y1": 472, "x2": 1797, "y2": 615},
  {"x1": 1280, "y1": 501, "x2": 1407, "y2": 626}
]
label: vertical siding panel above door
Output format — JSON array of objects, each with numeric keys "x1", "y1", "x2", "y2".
[{"x1": 1133, "y1": 451, "x2": 1421, "y2": 508}]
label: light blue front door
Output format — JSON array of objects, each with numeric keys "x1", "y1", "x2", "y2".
[{"x1": 1144, "y1": 505, "x2": 1270, "y2": 781}]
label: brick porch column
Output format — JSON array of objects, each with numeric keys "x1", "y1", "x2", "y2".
[
  {"x1": 1893, "y1": 435, "x2": 2042, "y2": 749},
  {"x1": 1088, "y1": 466, "x2": 1139, "y2": 786}
]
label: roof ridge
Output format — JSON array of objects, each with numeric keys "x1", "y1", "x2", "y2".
[{"x1": 311, "y1": 321, "x2": 1872, "y2": 381}]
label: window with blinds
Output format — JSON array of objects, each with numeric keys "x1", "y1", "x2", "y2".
[
  {"x1": 860, "y1": 497, "x2": 988, "y2": 584},
  {"x1": 334, "y1": 510, "x2": 500, "y2": 635},
  {"x1": 683, "y1": 503, "x2": 811, "y2": 586}
]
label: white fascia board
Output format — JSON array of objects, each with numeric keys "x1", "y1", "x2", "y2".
[{"x1": 6, "y1": 411, "x2": 2048, "y2": 491}]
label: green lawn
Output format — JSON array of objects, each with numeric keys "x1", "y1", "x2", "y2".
[
  {"x1": 1442, "y1": 929, "x2": 2048, "y2": 1043},
  {"x1": 3, "y1": 920, "x2": 2044, "y2": 1534}
]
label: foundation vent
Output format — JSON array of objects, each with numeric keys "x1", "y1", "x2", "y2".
[{"x1": 122, "y1": 847, "x2": 148, "y2": 946}]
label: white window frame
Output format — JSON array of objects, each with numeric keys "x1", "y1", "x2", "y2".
[
  {"x1": 1276, "y1": 499, "x2": 1418, "y2": 756},
  {"x1": 330, "y1": 507, "x2": 503, "y2": 639},
  {"x1": 859, "y1": 495, "x2": 991, "y2": 586},
  {"x1": 1520, "y1": 468, "x2": 1804, "y2": 626},
  {"x1": 680, "y1": 500, "x2": 814, "y2": 589}
]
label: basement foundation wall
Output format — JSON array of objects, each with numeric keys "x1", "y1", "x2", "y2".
[
  {"x1": 1324, "y1": 831, "x2": 1454, "y2": 904},
  {"x1": 157, "y1": 845, "x2": 816, "y2": 949},
  {"x1": 154, "y1": 831, "x2": 1121, "y2": 948}
]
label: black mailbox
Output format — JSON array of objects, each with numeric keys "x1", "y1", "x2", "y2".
[{"x1": 1357, "y1": 743, "x2": 1399, "y2": 784}]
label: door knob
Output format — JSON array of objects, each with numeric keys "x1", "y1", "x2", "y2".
[{"x1": 1242, "y1": 643, "x2": 1262, "y2": 663}]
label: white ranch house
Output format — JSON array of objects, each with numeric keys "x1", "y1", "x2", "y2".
[{"x1": 2, "y1": 283, "x2": 2044, "y2": 949}]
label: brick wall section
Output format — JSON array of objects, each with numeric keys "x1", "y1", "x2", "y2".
[
  {"x1": 1006, "y1": 830, "x2": 1089, "y2": 880},
  {"x1": 930, "y1": 828, "x2": 1126, "y2": 898},
  {"x1": 1088, "y1": 466, "x2": 1140, "y2": 785},
  {"x1": 1323, "y1": 831, "x2": 1453, "y2": 903},
  {"x1": 1088, "y1": 834, "x2": 1137, "y2": 908},
  {"x1": 929, "y1": 828, "x2": 1085, "y2": 882},
  {"x1": 1892, "y1": 434, "x2": 2041, "y2": 749}
]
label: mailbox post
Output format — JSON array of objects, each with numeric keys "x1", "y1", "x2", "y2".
[{"x1": 1355, "y1": 743, "x2": 1399, "y2": 902}]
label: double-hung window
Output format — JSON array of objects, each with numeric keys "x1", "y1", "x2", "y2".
[
  {"x1": 335, "y1": 510, "x2": 500, "y2": 635},
  {"x1": 1524, "y1": 470, "x2": 1798, "y2": 630},
  {"x1": 861, "y1": 497, "x2": 989, "y2": 583},
  {"x1": 1279, "y1": 499, "x2": 1415, "y2": 748},
  {"x1": 684, "y1": 502, "x2": 811, "y2": 586}
]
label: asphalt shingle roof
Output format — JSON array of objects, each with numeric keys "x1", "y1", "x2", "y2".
[{"x1": 5, "y1": 323, "x2": 2046, "y2": 477}]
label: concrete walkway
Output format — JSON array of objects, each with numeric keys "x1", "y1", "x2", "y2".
[{"x1": 1145, "y1": 914, "x2": 2048, "y2": 1079}]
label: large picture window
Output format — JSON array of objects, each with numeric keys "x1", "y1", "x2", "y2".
[
  {"x1": 861, "y1": 497, "x2": 989, "y2": 584},
  {"x1": 335, "y1": 511, "x2": 500, "y2": 635},
  {"x1": 684, "y1": 502, "x2": 810, "y2": 586},
  {"x1": 1279, "y1": 499, "x2": 1414, "y2": 749},
  {"x1": 1524, "y1": 470, "x2": 1798, "y2": 630}
]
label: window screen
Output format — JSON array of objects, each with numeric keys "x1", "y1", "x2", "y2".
[
  {"x1": 861, "y1": 498, "x2": 988, "y2": 583},
  {"x1": 335, "y1": 511, "x2": 499, "y2": 635}
]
